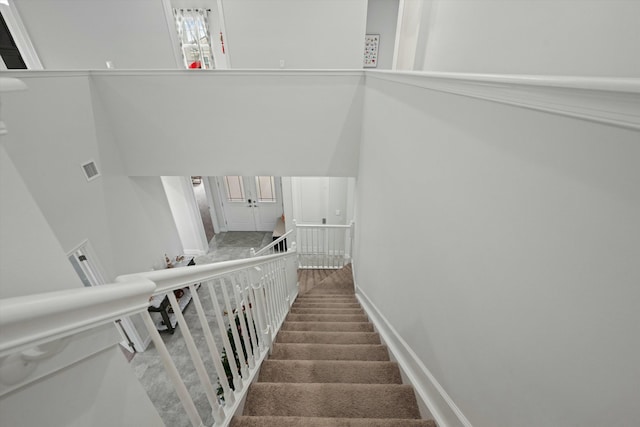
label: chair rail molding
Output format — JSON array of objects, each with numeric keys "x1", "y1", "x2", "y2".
[{"x1": 366, "y1": 71, "x2": 640, "y2": 131}]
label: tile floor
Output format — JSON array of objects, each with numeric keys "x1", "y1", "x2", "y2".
[{"x1": 129, "y1": 232, "x2": 272, "y2": 427}]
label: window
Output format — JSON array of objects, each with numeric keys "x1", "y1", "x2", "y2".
[
  {"x1": 224, "y1": 176, "x2": 245, "y2": 202},
  {"x1": 173, "y1": 8, "x2": 215, "y2": 69},
  {"x1": 255, "y1": 176, "x2": 276, "y2": 202},
  {"x1": 0, "y1": 3, "x2": 42, "y2": 70}
]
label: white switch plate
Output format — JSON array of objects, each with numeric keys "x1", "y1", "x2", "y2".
[{"x1": 335, "y1": 210, "x2": 341, "y2": 216}]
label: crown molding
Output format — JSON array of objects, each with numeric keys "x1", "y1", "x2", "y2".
[{"x1": 366, "y1": 71, "x2": 640, "y2": 131}]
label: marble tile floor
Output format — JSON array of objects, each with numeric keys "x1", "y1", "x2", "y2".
[{"x1": 129, "y1": 232, "x2": 272, "y2": 427}]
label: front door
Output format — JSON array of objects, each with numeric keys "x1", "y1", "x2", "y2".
[{"x1": 217, "y1": 176, "x2": 283, "y2": 232}]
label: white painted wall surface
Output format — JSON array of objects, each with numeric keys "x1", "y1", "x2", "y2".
[
  {"x1": 90, "y1": 71, "x2": 364, "y2": 176},
  {"x1": 2, "y1": 73, "x2": 183, "y2": 280},
  {"x1": 0, "y1": 344, "x2": 164, "y2": 427},
  {"x1": 13, "y1": 0, "x2": 177, "y2": 69},
  {"x1": 355, "y1": 76, "x2": 640, "y2": 426},
  {"x1": 365, "y1": 0, "x2": 399, "y2": 70},
  {"x1": 421, "y1": 0, "x2": 640, "y2": 76},
  {"x1": 0, "y1": 145, "x2": 83, "y2": 298},
  {"x1": 291, "y1": 177, "x2": 352, "y2": 225},
  {"x1": 161, "y1": 176, "x2": 209, "y2": 255},
  {"x1": 222, "y1": 0, "x2": 367, "y2": 69}
]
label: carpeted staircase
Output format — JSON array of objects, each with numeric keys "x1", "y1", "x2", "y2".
[{"x1": 231, "y1": 265, "x2": 437, "y2": 427}]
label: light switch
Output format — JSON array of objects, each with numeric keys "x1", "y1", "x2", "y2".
[{"x1": 335, "y1": 210, "x2": 341, "y2": 216}]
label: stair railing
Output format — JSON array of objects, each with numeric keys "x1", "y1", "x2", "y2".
[
  {"x1": 0, "y1": 248, "x2": 298, "y2": 427},
  {"x1": 294, "y1": 220, "x2": 355, "y2": 269},
  {"x1": 250, "y1": 229, "x2": 294, "y2": 257}
]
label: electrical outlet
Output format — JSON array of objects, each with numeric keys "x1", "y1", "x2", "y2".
[
  {"x1": 279, "y1": 59, "x2": 285, "y2": 68},
  {"x1": 335, "y1": 210, "x2": 341, "y2": 216}
]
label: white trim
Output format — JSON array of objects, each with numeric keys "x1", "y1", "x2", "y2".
[
  {"x1": 161, "y1": 0, "x2": 184, "y2": 68},
  {"x1": 391, "y1": 0, "x2": 405, "y2": 70},
  {"x1": 88, "y1": 69, "x2": 364, "y2": 77},
  {"x1": 2, "y1": 69, "x2": 637, "y2": 130},
  {"x1": 0, "y1": 2, "x2": 43, "y2": 69},
  {"x1": 355, "y1": 283, "x2": 473, "y2": 427},
  {"x1": 367, "y1": 71, "x2": 640, "y2": 130}
]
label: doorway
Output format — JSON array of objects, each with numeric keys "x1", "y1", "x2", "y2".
[
  {"x1": 216, "y1": 176, "x2": 283, "y2": 232},
  {"x1": 67, "y1": 240, "x2": 149, "y2": 353},
  {"x1": 191, "y1": 176, "x2": 215, "y2": 244}
]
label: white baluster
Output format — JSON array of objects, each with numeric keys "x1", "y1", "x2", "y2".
[
  {"x1": 188, "y1": 283, "x2": 235, "y2": 407},
  {"x1": 231, "y1": 274, "x2": 255, "y2": 369},
  {"x1": 166, "y1": 291, "x2": 221, "y2": 418},
  {"x1": 220, "y1": 278, "x2": 249, "y2": 379},
  {"x1": 250, "y1": 267, "x2": 272, "y2": 352},
  {"x1": 141, "y1": 312, "x2": 205, "y2": 427},
  {"x1": 207, "y1": 280, "x2": 242, "y2": 393},
  {"x1": 238, "y1": 271, "x2": 260, "y2": 356}
]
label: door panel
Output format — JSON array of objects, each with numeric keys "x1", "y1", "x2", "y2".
[
  {"x1": 218, "y1": 176, "x2": 283, "y2": 231},
  {"x1": 252, "y1": 176, "x2": 283, "y2": 231}
]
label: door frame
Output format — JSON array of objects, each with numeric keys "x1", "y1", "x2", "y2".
[{"x1": 66, "y1": 240, "x2": 149, "y2": 352}]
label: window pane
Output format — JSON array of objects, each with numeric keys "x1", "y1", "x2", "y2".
[
  {"x1": 224, "y1": 176, "x2": 245, "y2": 202},
  {"x1": 255, "y1": 176, "x2": 276, "y2": 202}
]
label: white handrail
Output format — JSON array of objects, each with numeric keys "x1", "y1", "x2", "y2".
[
  {"x1": 1, "y1": 248, "x2": 299, "y2": 427},
  {"x1": 0, "y1": 280, "x2": 155, "y2": 357},
  {"x1": 295, "y1": 223, "x2": 352, "y2": 229},
  {"x1": 295, "y1": 220, "x2": 355, "y2": 269},
  {"x1": 117, "y1": 251, "x2": 291, "y2": 295},
  {"x1": 251, "y1": 229, "x2": 293, "y2": 257}
]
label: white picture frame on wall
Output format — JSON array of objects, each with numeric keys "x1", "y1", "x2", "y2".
[{"x1": 364, "y1": 34, "x2": 380, "y2": 68}]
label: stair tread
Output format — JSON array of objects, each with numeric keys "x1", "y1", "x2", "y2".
[
  {"x1": 271, "y1": 343, "x2": 390, "y2": 361},
  {"x1": 281, "y1": 321, "x2": 374, "y2": 332},
  {"x1": 286, "y1": 313, "x2": 369, "y2": 322},
  {"x1": 232, "y1": 416, "x2": 437, "y2": 427},
  {"x1": 259, "y1": 360, "x2": 402, "y2": 384},
  {"x1": 276, "y1": 330, "x2": 380, "y2": 345},
  {"x1": 244, "y1": 383, "x2": 421, "y2": 419}
]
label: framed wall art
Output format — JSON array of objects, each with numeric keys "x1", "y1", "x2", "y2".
[{"x1": 364, "y1": 34, "x2": 380, "y2": 68}]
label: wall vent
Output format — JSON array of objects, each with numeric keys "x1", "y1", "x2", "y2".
[{"x1": 81, "y1": 160, "x2": 100, "y2": 181}]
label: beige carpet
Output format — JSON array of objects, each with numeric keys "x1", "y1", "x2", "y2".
[{"x1": 231, "y1": 266, "x2": 437, "y2": 427}]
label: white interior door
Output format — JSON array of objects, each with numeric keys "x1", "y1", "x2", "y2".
[{"x1": 217, "y1": 176, "x2": 283, "y2": 231}]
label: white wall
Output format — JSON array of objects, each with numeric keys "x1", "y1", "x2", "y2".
[
  {"x1": 421, "y1": 0, "x2": 640, "y2": 76},
  {"x1": 355, "y1": 76, "x2": 640, "y2": 426},
  {"x1": 161, "y1": 176, "x2": 209, "y2": 255},
  {"x1": 222, "y1": 0, "x2": 367, "y2": 69},
  {"x1": 0, "y1": 336, "x2": 164, "y2": 427},
  {"x1": 13, "y1": 0, "x2": 177, "y2": 69},
  {"x1": 2, "y1": 73, "x2": 183, "y2": 280},
  {"x1": 365, "y1": 0, "x2": 399, "y2": 70},
  {"x1": 291, "y1": 177, "x2": 352, "y2": 226},
  {"x1": 0, "y1": 145, "x2": 83, "y2": 298},
  {"x1": 90, "y1": 71, "x2": 364, "y2": 176}
]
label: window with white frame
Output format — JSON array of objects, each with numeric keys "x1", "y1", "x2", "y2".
[
  {"x1": 224, "y1": 176, "x2": 245, "y2": 202},
  {"x1": 255, "y1": 176, "x2": 276, "y2": 202},
  {"x1": 173, "y1": 8, "x2": 215, "y2": 69}
]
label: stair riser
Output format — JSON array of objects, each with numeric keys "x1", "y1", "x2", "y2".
[
  {"x1": 293, "y1": 303, "x2": 361, "y2": 308},
  {"x1": 231, "y1": 417, "x2": 437, "y2": 427},
  {"x1": 286, "y1": 314, "x2": 368, "y2": 323},
  {"x1": 258, "y1": 360, "x2": 402, "y2": 384},
  {"x1": 270, "y1": 344, "x2": 390, "y2": 361},
  {"x1": 244, "y1": 384, "x2": 421, "y2": 419},
  {"x1": 290, "y1": 308, "x2": 365, "y2": 315},
  {"x1": 281, "y1": 322, "x2": 374, "y2": 332},
  {"x1": 276, "y1": 331, "x2": 380, "y2": 345}
]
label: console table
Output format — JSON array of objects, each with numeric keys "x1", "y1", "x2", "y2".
[{"x1": 148, "y1": 258, "x2": 195, "y2": 334}]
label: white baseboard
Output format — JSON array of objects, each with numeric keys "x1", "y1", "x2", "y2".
[{"x1": 355, "y1": 284, "x2": 473, "y2": 427}]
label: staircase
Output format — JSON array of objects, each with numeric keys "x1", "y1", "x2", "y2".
[{"x1": 232, "y1": 265, "x2": 437, "y2": 427}]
